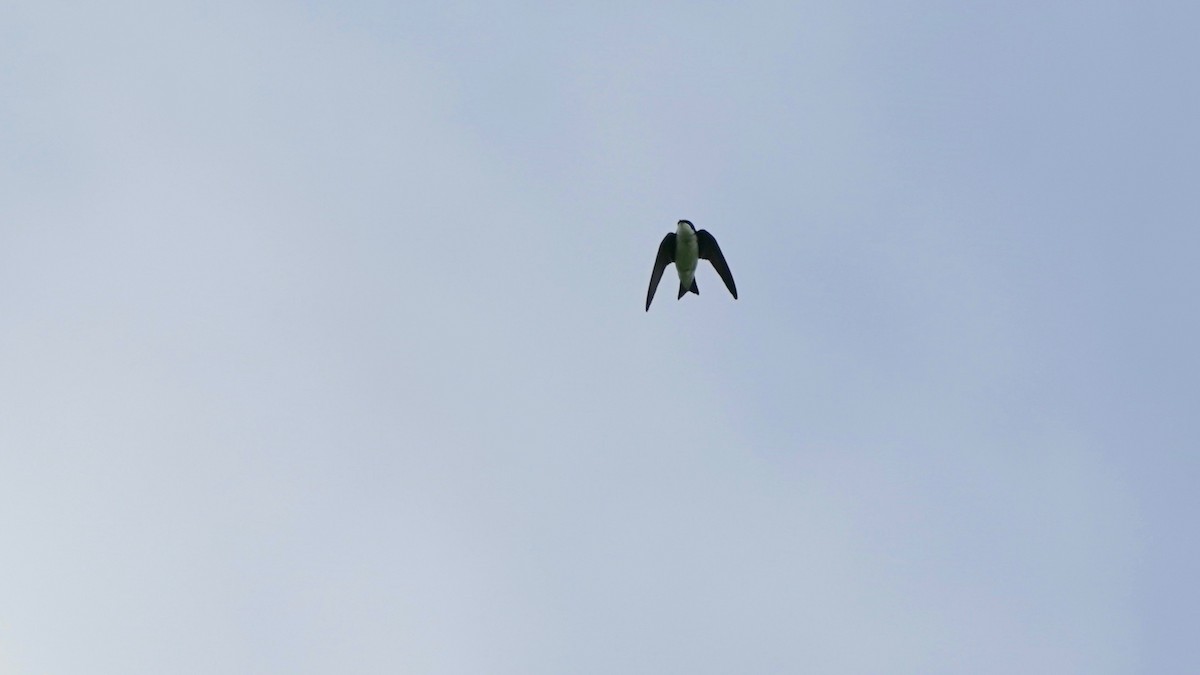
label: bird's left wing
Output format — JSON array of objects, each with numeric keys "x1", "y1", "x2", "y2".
[
  {"x1": 645, "y1": 233, "x2": 676, "y2": 311},
  {"x1": 696, "y1": 229, "x2": 737, "y2": 299}
]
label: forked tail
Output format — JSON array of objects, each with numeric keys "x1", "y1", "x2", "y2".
[{"x1": 677, "y1": 278, "x2": 699, "y2": 299}]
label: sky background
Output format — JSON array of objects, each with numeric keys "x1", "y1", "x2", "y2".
[{"x1": 2, "y1": 1, "x2": 1197, "y2": 673}]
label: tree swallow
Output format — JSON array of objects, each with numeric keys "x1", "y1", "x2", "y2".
[{"x1": 645, "y1": 220, "x2": 738, "y2": 311}]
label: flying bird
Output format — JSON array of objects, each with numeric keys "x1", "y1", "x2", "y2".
[{"x1": 645, "y1": 220, "x2": 738, "y2": 311}]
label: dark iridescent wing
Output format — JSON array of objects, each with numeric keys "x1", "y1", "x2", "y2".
[
  {"x1": 696, "y1": 230, "x2": 737, "y2": 299},
  {"x1": 645, "y1": 233, "x2": 676, "y2": 311}
]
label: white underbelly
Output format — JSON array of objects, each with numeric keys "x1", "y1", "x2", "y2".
[{"x1": 676, "y1": 236, "x2": 698, "y2": 283}]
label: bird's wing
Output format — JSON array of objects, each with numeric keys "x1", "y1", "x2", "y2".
[
  {"x1": 696, "y1": 230, "x2": 737, "y2": 299},
  {"x1": 645, "y1": 233, "x2": 676, "y2": 311}
]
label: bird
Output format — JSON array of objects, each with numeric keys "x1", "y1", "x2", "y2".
[{"x1": 645, "y1": 220, "x2": 738, "y2": 311}]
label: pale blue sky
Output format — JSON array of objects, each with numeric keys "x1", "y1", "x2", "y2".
[{"x1": 2, "y1": 2, "x2": 1197, "y2": 673}]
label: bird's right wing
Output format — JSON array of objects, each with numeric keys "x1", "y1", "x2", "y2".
[
  {"x1": 696, "y1": 229, "x2": 737, "y2": 299},
  {"x1": 645, "y1": 233, "x2": 676, "y2": 311}
]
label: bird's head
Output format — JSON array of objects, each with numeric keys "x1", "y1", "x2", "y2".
[{"x1": 677, "y1": 219, "x2": 695, "y2": 232}]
